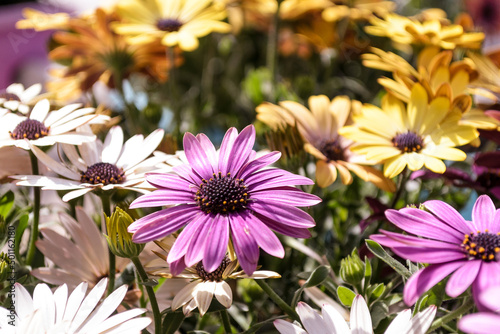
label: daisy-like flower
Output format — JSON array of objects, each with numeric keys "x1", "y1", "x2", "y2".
[
  {"x1": 0, "y1": 99, "x2": 102, "y2": 151},
  {"x1": 113, "y1": 0, "x2": 232, "y2": 51},
  {"x1": 31, "y1": 207, "x2": 130, "y2": 288},
  {"x1": 365, "y1": 13, "x2": 484, "y2": 52},
  {"x1": 274, "y1": 295, "x2": 437, "y2": 334},
  {"x1": 12, "y1": 125, "x2": 171, "y2": 201},
  {"x1": 256, "y1": 96, "x2": 395, "y2": 191},
  {"x1": 459, "y1": 286, "x2": 500, "y2": 334},
  {"x1": 0, "y1": 278, "x2": 151, "y2": 333},
  {"x1": 128, "y1": 125, "x2": 321, "y2": 275},
  {"x1": 321, "y1": 0, "x2": 395, "y2": 24},
  {"x1": 215, "y1": 0, "x2": 277, "y2": 33},
  {"x1": 16, "y1": 8, "x2": 70, "y2": 31},
  {"x1": 147, "y1": 239, "x2": 280, "y2": 316},
  {"x1": 371, "y1": 195, "x2": 500, "y2": 309},
  {"x1": 339, "y1": 85, "x2": 478, "y2": 178},
  {"x1": 0, "y1": 83, "x2": 43, "y2": 114}
]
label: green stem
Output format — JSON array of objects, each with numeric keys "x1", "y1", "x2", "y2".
[
  {"x1": 265, "y1": 0, "x2": 281, "y2": 98},
  {"x1": 427, "y1": 299, "x2": 474, "y2": 333},
  {"x1": 390, "y1": 168, "x2": 410, "y2": 209},
  {"x1": 220, "y1": 309, "x2": 233, "y2": 333},
  {"x1": 167, "y1": 47, "x2": 182, "y2": 143},
  {"x1": 100, "y1": 194, "x2": 116, "y2": 297},
  {"x1": 131, "y1": 256, "x2": 162, "y2": 334},
  {"x1": 26, "y1": 151, "x2": 40, "y2": 266},
  {"x1": 255, "y1": 279, "x2": 300, "y2": 322}
]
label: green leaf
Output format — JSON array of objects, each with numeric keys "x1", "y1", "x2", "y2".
[
  {"x1": 414, "y1": 295, "x2": 429, "y2": 316},
  {"x1": 370, "y1": 301, "x2": 389, "y2": 329},
  {"x1": 138, "y1": 278, "x2": 158, "y2": 287},
  {"x1": 337, "y1": 286, "x2": 356, "y2": 307},
  {"x1": 15, "y1": 215, "x2": 29, "y2": 265},
  {"x1": 365, "y1": 240, "x2": 411, "y2": 279},
  {"x1": 303, "y1": 265, "x2": 330, "y2": 288},
  {"x1": 0, "y1": 191, "x2": 14, "y2": 219},
  {"x1": 364, "y1": 256, "x2": 372, "y2": 285},
  {"x1": 162, "y1": 311, "x2": 185, "y2": 334},
  {"x1": 370, "y1": 283, "x2": 386, "y2": 300}
]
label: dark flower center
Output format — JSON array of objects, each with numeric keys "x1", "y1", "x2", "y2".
[
  {"x1": 156, "y1": 18, "x2": 183, "y2": 32},
  {"x1": 9, "y1": 119, "x2": 49, "y2": 140},
  {"x1": 80, "y1": 162, "x2": 125, "y2": 185},
  {"x1": 462, "y1": 231, "x2": 500, "y2": 262},
  {"x1": 196, "y1": 257, "x2": 231, "y2": 281},
  {"x1": 195, "y1": 172, "x2": 248, "y2": 215},
  {"x1": 319, "y1": 139, "x2": 345, "y2": 161},
  {"x1": 0, "y1": 92, "x2": 20, "y2": 102},
  {"x1": 392, "y1": 132, "x2": 424, "y2": 153}
]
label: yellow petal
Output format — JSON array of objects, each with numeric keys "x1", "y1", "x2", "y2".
[
  {"x1": 383, "y1": 155, "x2": 407, "y2": 178},
  {"x1": 337, "y1": 162, "x2": 353, "y2": 185},
  {"x1": 407, "y1": 83, "x2": 428, "y2": 132},
  {"x1": 316, "y1": 160, "x2": 337, "y2": 188},
  {"x1": 404, "y1": 152, "x2": 425, "y2": 171},
  {"x1": 423, "y1": 155, "x2": 446, "y2": 174},
  {"x1": 422, "y1": 145, "x2": 466, "y2": 161}
]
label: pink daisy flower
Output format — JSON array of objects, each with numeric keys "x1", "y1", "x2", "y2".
[
  {"x1": 128, "y1": 125, "x2": 321, "y2": 275},
  {"x1": 459, "y1": 286, "x2": 500, "y2": 334},
  {"x1": 371, "y1": 195, "x2": 500, "y2": 309}
]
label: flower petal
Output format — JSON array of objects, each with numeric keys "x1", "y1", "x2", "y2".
[
  {"x1": 424, "y1": 199, "x2": 476, "y2": 233},
  {"x1": 248, "y1": 202, "x2": 316, "y2": 228},
  {"x1": 202, "y1": 215, "x2": 229, "y2": 273},
  {"x1": 472, "y1": 195, "x2": 496, "y2": 231},
  {"x1": 251, "y1": 187, "x2": 321, "y2": 207},
  {"x1": 351, "y1": 295, "x2": 372, "y2": 334},
  {"x1": 459, "y1": 313, "x2": 500, "y2": 334},
  {"x1": 183, "y1": 132, "x2": 214, "y2": 179},
  {"x1": 226, "y1": 125, "x2": 255, "y2": 174},
  {"x1": 238, "y1": 151, "x2": 282, "y2": 180},
  {"x1": 446, "y1": 260, "x2": 481, "y2": 297},
  {"x1": 229, "y1": 213, "x2": 260, "y2": 275},
  {"x1": 218, "y1": 127, "x2": 238, "y2": 175}
]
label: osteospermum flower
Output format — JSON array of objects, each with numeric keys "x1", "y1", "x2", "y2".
[
  {"x1": 113, "y1": 0, "x2": 231, "y2": 51},
  {"x1": 459, "y1": 286, "x2": 500, "y2": 334},
  {"x1": 371, "y1": 195, "x2": 500, "y2": 309},
  {"x1": 339, "y1": 84, "x2": 478, "y2": 178},
  {"x1": 0, "y1": 99, "x2": 102, "y2": 150},
  {"x1": 257, "y1": 96, "x2": 395, "y2": 191},
  {"x1": 0, "y1": 83, "x2": 43, "y2": 114},
  {"x1": 274, "y1": 295, "x2": 436, "y2": 334},
  {"x1": 0, "y1": 278, "x2": 151, "y2": 334},
  {"x1": 129, "y1": 125, "x2": 321, "y2": 275},
  {"x1": 13, "y1": 126, "x2": 171, "y2": 201}
]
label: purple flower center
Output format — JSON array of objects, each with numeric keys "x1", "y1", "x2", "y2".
[
  {"x1": 196, "y1": 256, "x2": 230, "y2": 280},
  {"x1": 80, "y1": 162, "x2": 125, "y2": 185},
  {"x1": 319, "y1": 139, "x2": 345, "y2": 161},
  {"x1": 156, "y1": 18, "x2": 183, "y2": 32},
  {"x1": 9, "y1": 119, "x2": 49, "y2": 140},
  {"x1": 0, "y1": 91, "x2": 20, "y2": 102},
  {"x1": 195, "y1": 172, "x2": 248, "y2": 215},
  {"x1": 462, "y1": 231, "x2": 500, "y2": 262},
  {"x1": 392, "y1": 132, "x2": 424, "y2": 153}
]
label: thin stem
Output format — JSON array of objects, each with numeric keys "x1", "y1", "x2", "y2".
[
  {"x1": 100, "y1": 194, "x2": 116, "y2": 297},
  {"x1": 131, "y1": 256, "x2": 162, "y2": 334},
  {"x1": 167, "y1": 47, "x2": 181, "y2": 143},
  {"x1": 427, "y1": 299, "x2": 474, "y2": 333},
  {"x1": 265, "y1": 0, "x2": 281, "y2": 98},
  {"x1": 255, "y1": 279, "x2": 300, "y2": 322},
  {"x1": 390, "y1": 168, "x2": 410, "y2": 209},
  {"x1": 26, "y1": 151, "x2": 41, "y2": 266},
  {"x1": 220, "y1": 309, "x2": 233, "y2": 333}
]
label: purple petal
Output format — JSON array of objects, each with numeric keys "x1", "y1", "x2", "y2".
[
  {"x1": 390, "y1": 246, "x2": 466, "y2": 264},
  {"x1": 372, "y1": 230, "x2": 457, "y2": 249},
  {"x1": 196, "y1": 133, "x2": 218, "y2": 172},
  {"x1": 226, "y1": 125, "x2": 255, "y2": 174},
  {"x1": 248, "y1": 202, "x2": 316, "y2": 228},
  {"x1": 244, "y1": 213, "x2": 285, "y2": 258},
  {"x1": 238, "y1": 151, "x2": 282, "y2": 180},
  {"x1": 184, "y1": 216, "x2": 213, "y2": 267},
  {"x1": 218, "y1": 127, "x2": 238, "y2": 175},
  {"x1": 146, "y1": 173, "x2": 194, "y2": 191},
  {"x1": 479, "y1": 286, "x2": 500, "y2": 311},
  {"x1": 424, "y1": 200, "x2": 475, "y2": 233},
  {"x1": 167, "y1": 214, "x2": 208, "y2": 263},
  {"x1": 254, "y1": 211, "x2": 312, "y2": 238},
  {"x1": 446, "y1": 260, "x2": 481, "y2": 297},
  {"x1": 404, "y1": 261, "x2": 465, "y2": 305},
  {"x1": 203, "y1": 215, "x2": 230, "y2": 273},
  {"x1": 229, "y1": 213, "x2": 260, "y2": 275},
  {"x1": 473, "y1": 195, "x2": 496, "y2": 232},
  {"x1": 246, "y1": 169, "x2": 314, "y2": 191},
  {"x1": 173, "y1": 164, "x2": 203, "y2": 185},
  {"x1": 459, "y1": 313, "x2": 500, "y2": 334},
  {"x1": 385, "y1": 208, "x2": 463, "y2": 243},
  {"x1": 169, "y1": 257, "x2": 187, "y2": 276},
  {"x1": 251, "y1": 187, "x2": 322, "y2": 207},
  {"x1": 183, "y1": 132, "x2": 214, "y2": 179},
  {"x1": 472, "y1": 261, "x2": 500, "y2": 311},
  {"x1": 129, "y1": 190, "x2": 195, "y2": 208}
]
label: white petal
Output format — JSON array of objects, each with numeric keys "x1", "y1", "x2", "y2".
[
  {"x1": 6, "y1": 83, "x2": 24, "y2": 95},
  {"x1": 44, "y1": 104, "x2": 81, "y2": 127},
  {"x1": 34, "y1": 133, "x2": 96, "y2": 146},
  {"x1": 116, "y1": 134, "x2": 144, "y2": 169},
  {"x1": 49, "y1": 115, "x2": 99, "y2": 135},
  {"x1": 49, "y1": 107, "x2": 95, "y2": 128},
  {"x1": 214, "y1": 282, "x2": 233, "y2": 308},
  {"x1": 171, "y1": 281, "x2": 199, "y2": 311},
  {"x1": 194, "y1": 281, "x2": 216, "y2": 316},
  {"x1": 274, "y1": 319, "x2": 308, "y2": 334},
  {"x1": 15, "y1": 283, "x2": 34, "y2": 321},
  {"x1": 21, "y1": 83, "x2": 42, "y2": 101},
  {"x1": 68, "y1": 278, "x2": 107, "y2": 332},
  {"x1": 297, "y1": 302, "x2": 330, "y2": 334},
  {"x1": 62, "y1": 188, "x2": 94, "y2": 202},
  {"x1": 322, "y1": 304, "x2": 351, "y2": 334},
  {"x1": 12, "y1": 175, "x2": 83, "y2": 189},
  {"x1": 96, "y1": 317, "x2": 151, "y2": 334},
  {"x1": 407, "y1": 306, "x2": 437, "y2": 334},
  {"x1": 30, "y1": 99, "x2": 50, "y2": 122},
  {"x1": 33, "y1": 283, "x2": 56, "y2": 329},
  {"x1": 90, "y1": 308, "x2": 148, "y2": 333},
  {"x1": 61, "y1": 144, "x2": 87, "y2": 171},
  {"x1": 102, "y1": 126, "x2": 124, "y2": 164},
  {"x1": 351, "y1": 295, "x2": 372, "y2": 334},
  {"x1": 29, "y1": 144, "x2": 81, "y2": 179},
  {"x1": 63, "y1": 282, "x2": 89, "y2": 323},
  {"x1": 78, "y1": 139, "x2": 100, "y2": 166},
  {"x1": 385, "y1": 309, "x2": 411, "y2": 334}
]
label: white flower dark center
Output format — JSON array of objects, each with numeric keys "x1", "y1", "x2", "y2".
[
  {"x1": 196, "y1": 257, "x2": 230, "y2": 281},
  {"x1": 319, "y1": 139, "x2": 345, "y2": 161},
  {"x1": 392, "y1": 132, "x2": 424, "y2": 153},
  {"x1": 80, "y1": 162, "x2": 125, "y2": 185},
  {"x1": 156, "y1": 18, "x2": 183, "y2": 32},
  {"x1": 0, "y1": 92, "x2": 20, "y2": 102},
  {"x1": 195, "y1": 172, "x2": 248, "y2": 215},
  {"x1": 462, "y1": 231, "x2": 500, "y2": 262},
  {"x1": 10, "y1": 119, "x2": 49, "y2": 140}
]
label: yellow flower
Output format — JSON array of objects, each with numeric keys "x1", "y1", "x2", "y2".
[
  {"x1": 279, "y1": 0, "x2": 331, "y2": 20},
  {"x1": 256, "y1": 96, "x2": 395, "y2": 191},
  {"x1": 16, "y1": 8, "x2": 70, "y2": 31},
  {"x1": 215, "y1": 0, "x2": 277, "y2": 33},
  {"x1": 322, "y1": 0, "x2": 394, "y2": 23},
  {"x1": 113, "y1": 0, "x2": 231, "y2": 51},
  {"x1": 365, "y1": 13, "x2": 484, "y2": 52},
  {"x1": 339, "y1": 85, "x2": 479, "y2": 178}
]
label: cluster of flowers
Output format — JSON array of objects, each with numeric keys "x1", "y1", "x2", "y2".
[{"x1": 1, "y1": 0, "x2": 500, "y2": 333}]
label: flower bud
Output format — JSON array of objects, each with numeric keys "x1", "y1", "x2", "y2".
[
  {"x1": 105, "y1": 207, "x2": 144, "y2": 258},
  {"x1": 0, "y1": 252, "x2": 12, "y2": 282},
  {"x1": 340, "y1": 249, "x2": 365, "y2": 286}
]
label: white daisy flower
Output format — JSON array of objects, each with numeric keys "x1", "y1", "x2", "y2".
[
  {"x1": 0, "y1": 99, "x2": 105, "y2": 150},
  {"x1": 274, "y1": 295, "x2": 437, "y2": 334},
  {"x1": 12, "y1": 125, "x2": 176, "y2": 201},
  {"x1": 0, "y1": 83, "x2": 43, "y2": 114},
  {"x1": 0, "y1": 278, "x2": 151, "y2": 334}
]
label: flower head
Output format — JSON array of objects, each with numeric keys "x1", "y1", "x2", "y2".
[
  {"x1": 321, "y1": 0, "x2": 395, "y2": 23},
  {"x1": 339, "y1": 85, "x2": 478, "y2": 178},
  {"x1": 459, "y1": 286, "x2": 500, "y2": 334},
  {"x1": 0, "y1": 278, "x2": 151, "y2": 334},
  {"x1": 113, "y1": 0, "x2": 231, "y2": 51},
  {"x1": 0, "y1": 83, "x2": 43, "y2": 114},
  {"x1": 129, "y1": 125, "x2": 321, "y2": 275},
  {"x1": 371, "y1": 194, "x2": 500, "y2": 309},
  {"x1": 106, "y1": 207, "x2": 145, "y2": 259}
]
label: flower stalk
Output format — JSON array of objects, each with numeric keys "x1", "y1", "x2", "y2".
[
  {"x1": 25, "y1": 150, "x2": 40, "y2": 266},
  {"x1": 255, "y1": 279, "x2": 300, "y2": 322}
]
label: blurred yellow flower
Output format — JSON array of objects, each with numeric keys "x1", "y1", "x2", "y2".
[
  {"x1": 16, "y1": 8, "x2": 70, "y2": 31},
  {"x1": 339, "y1": 85, "x2": 479, "y2": 178},
  {"x1": 257, "y1": 96, "x2": 395, "y2": 191},
  {"x1": 216, "y1": 0, "x2": 277, "y2": 33},
  {"x1": 279, "y1": 0, "x2": 331, "y2": 20},
  {"x1": 113, "y1": 0, "x2": 231, "y2": 51},
  {"x1": 322, "y1": 0, "x2": 394, "y2": 23}
]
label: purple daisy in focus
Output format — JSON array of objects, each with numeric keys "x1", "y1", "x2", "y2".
[
  {"x1": 371, "y1": 194, "x2": 500, "y2": 309},
  {"x1": 459, "y1": 286, "x2": 500, "y2": 334},
  {"x1": 128, "y1": 125, "x2": 321, "y2": 275}
]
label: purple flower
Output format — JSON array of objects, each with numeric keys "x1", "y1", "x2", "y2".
[
  {"x1": 459, "y1": 286, "x2": 500, "y2": 334},
  {"x1": 371, "y1": 195, "x2": 500, "y2": 309},
  {"x1": 128, "y1": 125, "x2": 321, "y2": 275}
]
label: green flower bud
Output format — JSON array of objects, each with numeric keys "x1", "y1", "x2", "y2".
[
  {"x1": 339, "y1": 248, "x2": 365, "y2": 287},
  {"x1": 0, "y1": 252, "x2": 12, "y2": 282},
  {"x1": 105, "y1": 207, "x2": 144, "y2": 259}
]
